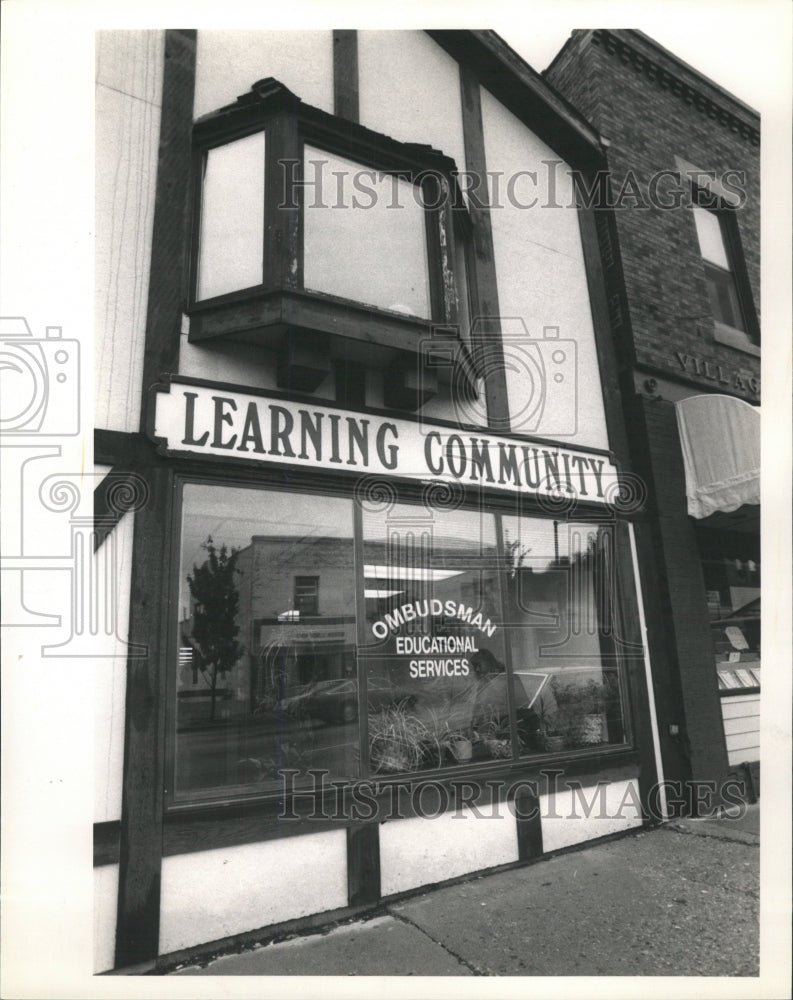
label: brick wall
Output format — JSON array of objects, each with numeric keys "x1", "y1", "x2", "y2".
[{"x1": 547, "y1": 29, "x2": 760, "y2": 404}]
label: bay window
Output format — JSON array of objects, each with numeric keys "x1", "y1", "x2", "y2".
[
  {"x1": 169, "y1": 478, "x2": 634, "y2": 808},
  {"x1": 186, "y1": 78, "x2": 476, "y2": 404}
]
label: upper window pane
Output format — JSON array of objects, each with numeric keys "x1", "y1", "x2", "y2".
[
  {"x1": 174, "y1": 484, "x2": 356, "y2": 801},
  {"x1": 692, "y1": 206, "x2": 730, "y2": 269},
  {"x1": 303, "y1": 147, "x2": 431, "y2": 318},
  {"x1": 197, "y1": 133, "x2": 265, "y2": 301}
]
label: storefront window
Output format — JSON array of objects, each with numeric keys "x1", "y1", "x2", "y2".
[
  {"x1": 696, "y1": 525, "x2": 761, "y2": 691},
  {"x1": 501, "y1": 516, "x2": 626, "y2": 754},
  {"x1": 172, "y1": 484, "x2": 632, "y2": 803},
  {"x1": 361, "y1": 503, "x2": 511, "y2": 772},
  {"x1": 173, "y1": 484, "x2": 357, "y2": 800}
]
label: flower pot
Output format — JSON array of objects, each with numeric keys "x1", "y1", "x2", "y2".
[
  {"x1": 541, "y1": 734, "x2": 566, "y2": 753},
  {"x1": 449, "y1": 737, "x2": 473, "y2": 762},
  {"x1": 570, "y1": 713, "x2": 605, "y2": 746},
  {"x1": 484, "y1": 738, "x2": 511, "y2": 759}
]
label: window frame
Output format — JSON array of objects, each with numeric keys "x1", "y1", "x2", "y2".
[
  {"x1": 690, "y1": 196, "x2": 760, "y2": 357},
  {"x1": 186, "y1": 79, "x2": 478, "y2": 395},
  {"x1": 293, "y1": 574, "x2": 320, "y2": 616},
  {"x1": 164, "y1": 468, "x2": 638, "y2": 816}
]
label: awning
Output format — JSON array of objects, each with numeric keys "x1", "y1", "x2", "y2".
[{"x1": 675, "y1": 395, "x2": 760, "y2": 519}]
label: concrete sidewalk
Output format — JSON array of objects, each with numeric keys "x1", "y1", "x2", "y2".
[{"x1": 171, "y1": 806, "x2": 759, "y2": 978}]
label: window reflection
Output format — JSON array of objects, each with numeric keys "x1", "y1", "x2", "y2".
[
  {"x1": 173, "y1": 488, "x2": 633, "y2": 800},
  {"x1": 361, "y1": 503, "x2": 513, "y2": 771},
  {"x1": 175, "y1": 485, "x2": 357, "y2": 800},
  {"x1": 501, "y1": 517, "x2": 626, "y2": 755}
]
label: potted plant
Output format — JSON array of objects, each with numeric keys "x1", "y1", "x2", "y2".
[
  {"x1": 441, "y1": 725, "x2": 474, "y2": 763},
  {"x1": 532, "y1": 696, "x2": 567, "y2": 752},
  {"x1": 551, "y1": 677, "x2": 611, "y2": 747},
  {"x1": 472, "y1": 707, "x2": 512, "y2": 759},
  {"x1": 368, "y1": 700, "x2": 443, "y2": 774},
  {"x1": 514, "y1": 696, "x2": 566, "y2": 753}
]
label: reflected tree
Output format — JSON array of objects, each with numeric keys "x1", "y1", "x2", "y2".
[{"x1": 187, "y1": 536, "x2": 244, "y2": 721}]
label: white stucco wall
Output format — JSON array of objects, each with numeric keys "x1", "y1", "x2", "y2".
[
  {"x1": 194, "y1": 31, "x2": 334, "y2": 118},
  {"x1": 540, "y1": 778, "x2": 643, "y2": 853},
  {"x1": 379, "y1": 804, "x2": 519, "y2": 897},
  {"x1": 95, "y1": 31, "x2": 164, "y2": 434},
  {"x1": 480, "y1": 86, "x2": 610, "y2": 451},
  {"x1": 178, "y1": 336, "x2": 285, "y2": 392},
  {"x1": 358, "y1": 31, "x2": 467, "y2": 174},
  {"x1": 94, "y1": 864, "x2": 119, "y2": 974},
  {"x1": 159, "y1": 829, "x2": 348, "y2": 955}
]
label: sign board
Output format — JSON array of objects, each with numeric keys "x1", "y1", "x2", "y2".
[{"x1": 152, "y1": 380, "x2": 620, "y2": 503}]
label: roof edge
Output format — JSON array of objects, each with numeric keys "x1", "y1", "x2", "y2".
[
  {"x1": 624, "y1": 29, "x2": 759, "y2": 121},
  {"x1": 426, "y1": 29, "x2": 606, "y2": 170},
  {"x1": 548, "y1": 28, "x2": 759, "y2": 133}
]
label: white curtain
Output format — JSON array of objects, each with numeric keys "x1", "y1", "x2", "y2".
[{"x1": 675, "y1": 395, "x2": 760, "y2": 519}]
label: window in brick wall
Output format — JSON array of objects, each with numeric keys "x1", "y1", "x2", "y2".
[
  {"x1": 692, "y1": 204, "x2": 759, "y2": 354},
  {"x1": 294, "y1": 575, "x2": 320, "y2": 616}
]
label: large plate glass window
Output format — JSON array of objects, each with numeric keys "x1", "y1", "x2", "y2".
[
  {"x1": 173, "y1": 483, "x2": 357, "y2": 802},
  {"x1": 501, "y1": 515, "x2": 627, "y2": 754},
  {"x1": 361, "y1": 502, "x2": 512, "y2": 772},
  {"x1": 171, "y1": 483, "x2": 633, "y2": 805}
]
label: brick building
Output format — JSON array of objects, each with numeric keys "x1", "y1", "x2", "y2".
[{"x1": 546, "y1": 29, "x2": 761, "y2": 802}]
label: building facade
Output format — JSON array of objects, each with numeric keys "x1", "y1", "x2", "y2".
[
  {"x1": 546, "y1": 29, "x2": 761, "y2": 801},
  {"x1": 92, "y1": 28, "x2": 756, "y2": 973}
]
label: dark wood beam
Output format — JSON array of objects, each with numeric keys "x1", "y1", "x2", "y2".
[
  {"x1": 333, "y1": 30, "x2": 359, "y2": 123},
  {"x1": 459, "y1": 63, "x2": 510, "y2": 430},
  {"x1": 115, "y1": 26, "x2": 196, "y2": 969}
]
